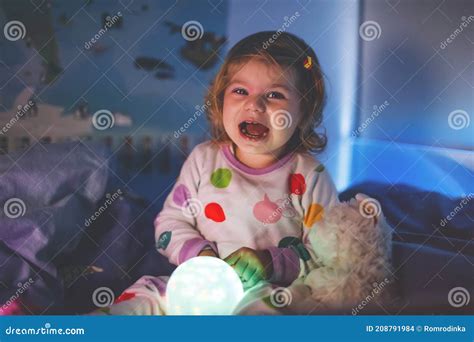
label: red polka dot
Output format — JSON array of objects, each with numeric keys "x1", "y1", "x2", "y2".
[
  {"x1": 289, "y1": 173, "x2": 306, "y2": 195},
  {"x1": 205, "y1": 202, "x2": 226, "y2": 222},
  {"x1": 114, "y1": 292, "x2": 136, "y2": 304}
]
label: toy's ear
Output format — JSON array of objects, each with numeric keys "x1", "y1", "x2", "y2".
[{"x1": 355, "y1": 193, "x2": 369, "y2": 201}]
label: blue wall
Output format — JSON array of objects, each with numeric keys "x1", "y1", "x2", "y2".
[
  {"x1": 358, "y1": 0, "x2": 473, "y2": 150},
  {"x1": 351, "y1": 0, "x2": 473, "y2": 197}
]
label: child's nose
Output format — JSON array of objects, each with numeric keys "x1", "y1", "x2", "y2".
[{"x1": 244, "y1": 95, "x2": 265, "y2": 113}]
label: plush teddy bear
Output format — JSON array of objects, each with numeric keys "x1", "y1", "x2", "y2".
[{"x1": 283, "y1": 194, "x2": 394, "y2": 314}]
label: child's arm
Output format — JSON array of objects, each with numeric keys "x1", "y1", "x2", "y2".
[
  {"x1": 154, "y1": 146, "x2": 218, "y2": 265},
  {"x1": 266, "y1": 166, "x2": 340, "y2": 285}
]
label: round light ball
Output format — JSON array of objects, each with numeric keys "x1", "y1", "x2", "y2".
[{"x1": 166, "y1": 256, "x2": 244, "y2": 315}]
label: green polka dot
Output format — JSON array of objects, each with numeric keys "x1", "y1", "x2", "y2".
[
  {"x1": 295, "y1": 244, "x2": 311, "y2": 261},
  {"x1": 278, "y1": 236, "x2": 311, "y2": 261},
  {"x1": 278, "y1": 236, "x2": 302, "y2": 248},
  {"x1": 210, "y1": 168, "x2": 232, "y2": 188},
  {"x1": 156, "y1": 231, "x2": 172, "y2": 250},
  {"x1": 315, "y1": 164, "x2": 325, "y2": 173}
]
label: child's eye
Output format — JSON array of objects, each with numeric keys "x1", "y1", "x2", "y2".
[
  {"x1": 266, "y1": 91, "x2": 285, "y2": 99},
  {"x1": 232, "y1": 88, "x2": 248, "y2": 95}
]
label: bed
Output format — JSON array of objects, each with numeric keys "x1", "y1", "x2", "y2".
[{"x1": 0, "y1": 142, "x2": 472, "y2": 314}]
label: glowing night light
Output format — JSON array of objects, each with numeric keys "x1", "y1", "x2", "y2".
[{"x1": 166, "y1": 256, "x2": 244, "y2": 315}]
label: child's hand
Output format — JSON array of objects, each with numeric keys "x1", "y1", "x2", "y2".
[{"x1": 224, "y1": 247, "x2": 273, "y2": 289}]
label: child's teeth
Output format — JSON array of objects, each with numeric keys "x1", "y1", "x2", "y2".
[{"x1": 239, "y1": 121, "x2": 269, "y2": 140}]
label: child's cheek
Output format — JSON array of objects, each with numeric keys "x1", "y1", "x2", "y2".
[
  {"x1": 223, "y1": 101, "x2": 242, "y2": 123},
  {"x1": 222, "y1": 96, "x2": 234, "y2": 114}
]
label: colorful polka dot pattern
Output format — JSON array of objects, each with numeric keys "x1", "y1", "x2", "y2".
[
  {"x1": 210, "y1": 168, "x2": 232, "y2": 188},
  {"x1": 173, "y1": 184, "x2": 191, "y2": 207},
  {"x1": 156, "y1": 231, "x2": 172, "y2": 250},
  {"x1": 114, "y1": 292, "x2": 136, "y2": 304},
  {"x1": 278, "y1": 236, "x2": 301, "y2": 248},
  {"x1": 278, "y1": 236, "x2": 311, "y2": 261},
  {"x1": 289, "y1": 173, "x2": 306, "y2": 195},
  {"x1": 170, "y1": 166, "x2": 326, "y2": 231},
  {"x1": 304, "y1": 203, "x2": 324, "y2": 228},
  {"x1": 205, "y1": 202, "x2": 226, "y2": 222},
  {"x1": 253, "y1": 194, "x2": 281, "y2": 224},
  {"x1": 194, "y1": 168, "x2": 232, "y2": 222}
]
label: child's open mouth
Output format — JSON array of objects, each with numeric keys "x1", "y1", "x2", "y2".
[{"x1": 238, "y1": 120, "x2": 269, "y2": 141}]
